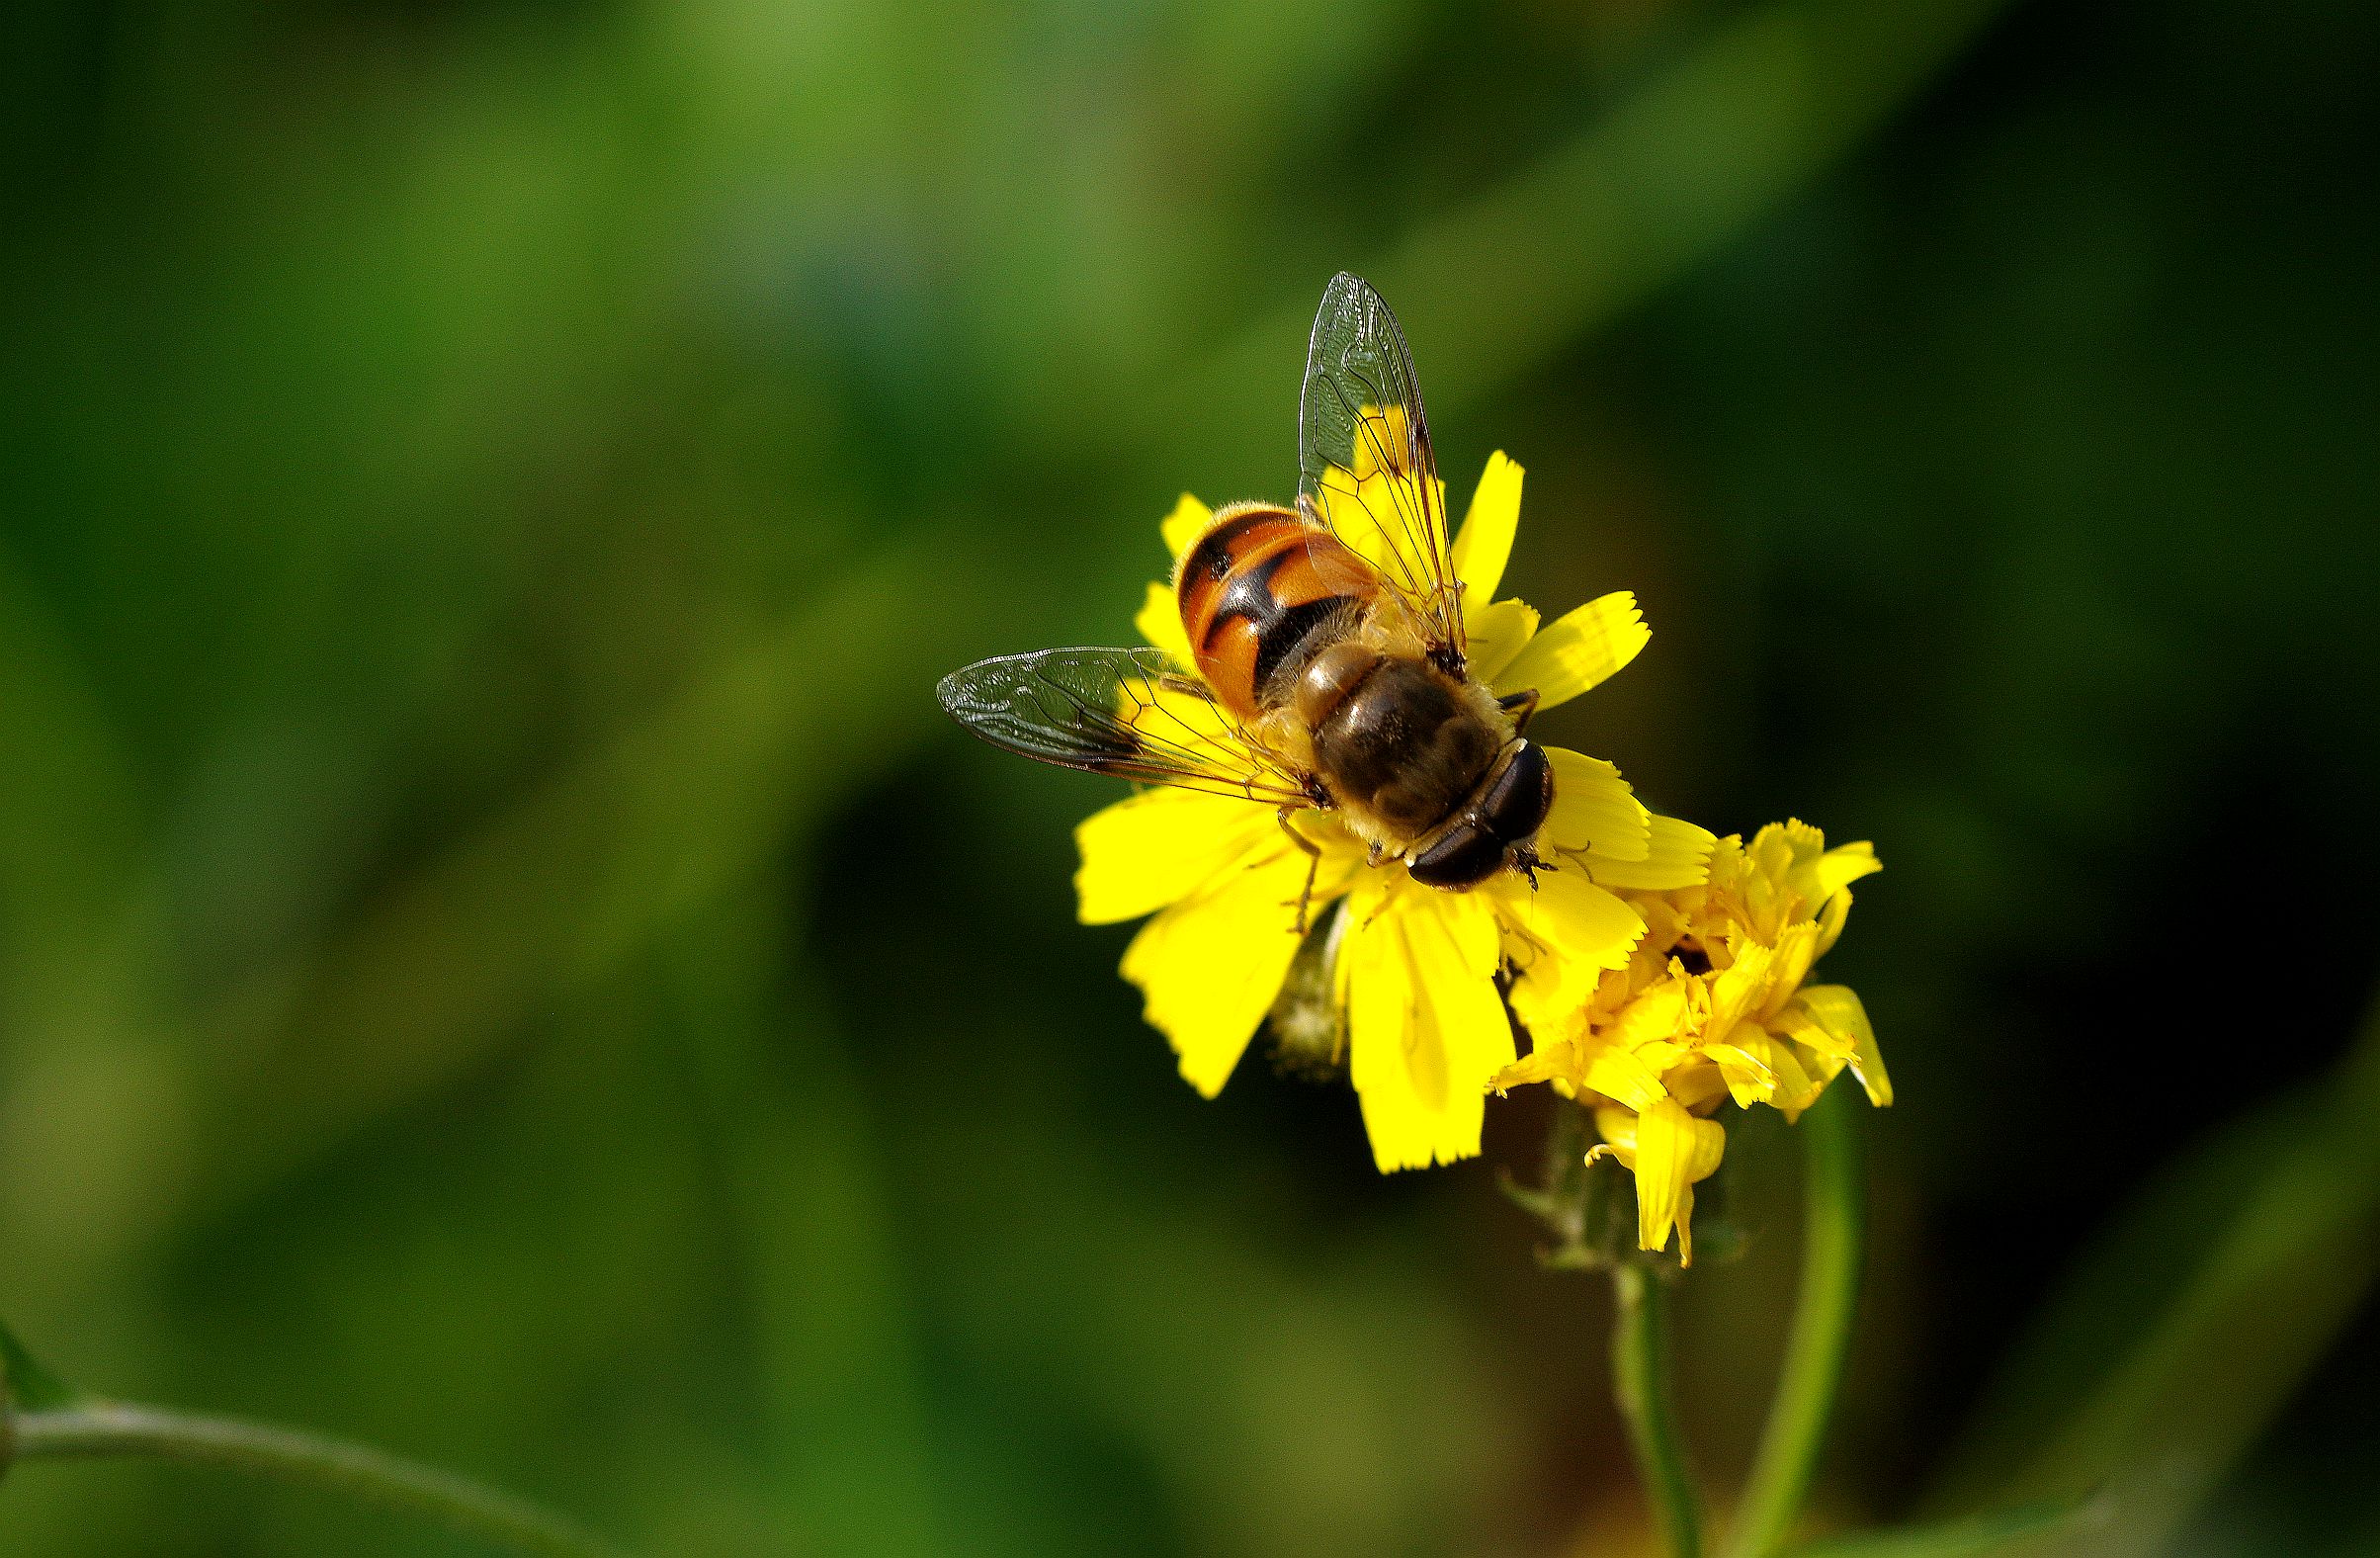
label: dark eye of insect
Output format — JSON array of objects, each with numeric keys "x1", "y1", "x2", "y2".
[
  {"x1": 1480, "y1": 741, "x2": 1554, "y2": 843},
  {"x1": 1407, "y1": 823, "x2": 1504, "y2": 888}
]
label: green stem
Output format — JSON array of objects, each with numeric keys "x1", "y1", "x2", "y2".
[
  {"x1": 8, "y1": 1399, "x2": 621, "y2": 1558},
  {"x1": 1728, "y1": 1084, "x2": 1865, "y2": 1558},
  {"x1": 1613, "y1": 1262, "x2": 1705, "y2": 1558}
]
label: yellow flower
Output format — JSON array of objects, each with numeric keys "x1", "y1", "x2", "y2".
[
  {"x1": 1494, "y1": 822, "x2": 1889, "y2": 1261},
  {"x1": 1078, "y1": 455, "x2": 1712, "y2": 1171}
]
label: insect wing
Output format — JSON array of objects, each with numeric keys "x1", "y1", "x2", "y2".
[
  {"x1": 937, "y1": 647, "x2": 1316, "y2": 807},
  {"x1": 1295, "y1": 273, "x2": 1465, "y2": 662}
]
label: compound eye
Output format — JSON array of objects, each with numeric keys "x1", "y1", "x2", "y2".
[
  {"x1": 1406, "y1": 822, "x2": 1505, "y2": 889},
  {"x1": 1479, "y1": 740, "x2": 1555, "y2": 843}
]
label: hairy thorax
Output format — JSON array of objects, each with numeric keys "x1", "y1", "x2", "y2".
[{"x1": 1270, "y1": 631, "x2": 1512, "y2": 858}]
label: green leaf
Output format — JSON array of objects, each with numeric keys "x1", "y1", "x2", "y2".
[
  {"x1": 1928, "y1": 993, "x2": 2380, "y2": 1557},
  {"x1": 0, "y1": 1318, "x2": 77, "y2": 1413},
  {"x1": 1782, "y1": 1497, "x2": 2100, "y2": 1558}
]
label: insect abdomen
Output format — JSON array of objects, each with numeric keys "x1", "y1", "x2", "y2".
[{"x1": 1177, "y1": 504, "x2": 1375, "y2": 718}]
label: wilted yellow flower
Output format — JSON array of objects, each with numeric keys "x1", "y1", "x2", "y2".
[
  {"x1": 1077, "y1": 455, "x2": 1710, "y2": 1170},
  {"x1": 1495, "y1": 822, "x2": 1890, "y2": 1261}
]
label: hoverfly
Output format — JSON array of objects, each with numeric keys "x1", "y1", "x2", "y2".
[{"x1": 937, "y1": 273, "x2": 1552, "y2": 925}]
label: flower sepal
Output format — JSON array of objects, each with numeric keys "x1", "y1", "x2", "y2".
[
  {"x1": 1497, "y1": 1100, "x2": 1633, "y2": 1272},
  {"x1": 1501, "y1": 1099, "x2": 1750, "y2": 1274}
]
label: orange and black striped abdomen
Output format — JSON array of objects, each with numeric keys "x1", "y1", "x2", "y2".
[{"x1": 1176, "y1": 504, "x2": 1379, "y2": 719}]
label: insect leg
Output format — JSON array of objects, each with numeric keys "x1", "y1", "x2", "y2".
[
  {"x1": 1276, "y1": 807, "x2": 1324, "y2": 934},
  {"x1": 1497, "y1": 686, "x2": 1541, "y2": 735}
]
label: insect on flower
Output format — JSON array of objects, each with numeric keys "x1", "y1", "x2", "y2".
[
  {"x1": 939, "y1": 274, "x2": 1683, "y2": 1171},
  {"x1": 938, "y1": 274, "x2": 1559, "y2": 923}
]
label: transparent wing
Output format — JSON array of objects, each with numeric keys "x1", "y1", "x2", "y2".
[
  {"x1": 1296, "y1": 272, "x2": 1464, "y2": 666},
  {"x1": 937, "y1": 647, "x2": 1318, "y2": 807}
]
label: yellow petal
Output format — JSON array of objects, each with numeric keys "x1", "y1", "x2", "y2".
[
  {"x1": 1663, "y1": 1058, "x2": 1731, "y2": 1114},
  {"x1": 1119, "y1": 841, "x2": 1312, "y2": 1097},
  {"x1": 1134, "y1": 580, "x2": 1196, "y2": 668},
  {"x1": 1608, "y1": 978, "x2": 1695, "y2": 1054},
  {"x1": 1491, "y1": 1036, "x2": 1582, "y2": 1093},
  {"x1": 1752, "y1": 821, "x2": 1812, "y2": 876},
  {"x1": 1160, "y1": 492, "x2": 1214, "y2": 560},
  {"x1": 1773, "y1": 1001, "x2": 1853, "y2": 1064},
  {"x1": 1465, "y1": 597, "x2": 1541, "y2": 687},
  {"x1": 1120, "y1": 668, "x2": 1276, "y2": 779},
  {"x1": 1791, "y1": 985, "x2": 1892, "y2": 1106},
  {"x1": 1759, "y1": 920, "x2": 1822, "y2": 1022},
  {"x1": 1703, "y1": 1041, "x2": 1776, "y2": 1109},
  {"x1": 1702, "y1": 833, "x2": 1747, "y2": 894},
  {"x1": 1590, "y1": 1102, "x2": 1640, "y2": 1164},
  {"x1": 1450, "y1": 453, "x2": 1523, "y2": 606},
  {"x1": 1578, "y1": 1040, "x2": 1668, "y2": 1112},
  {"x1": 1803, "y1": 843, "x2": 1881, "y2": 950},
  {"x1": 1501, "y1": 966, "x2": 1570, "y2": 1049},
  {"x1": 1754, "y1": 1032, "x2": 1822, "y2": 1116},
  {"x1": 1314, "y1": 465, "x2": 1448, "y2": 601},
  {"x1": 1811, "y1": 840, "x2": 1882, "y2": 900},
  {"x1": 1495, "y1": 891, "x2": 1629, "y2": 1049},
  {"x1": 1814, "y1": 882, "x2": 1854, "y2": 958},
  {"x1": 1706, "y1": 941, "x2": 1775, "y2": 1040},
  {"x1": 1581, "y1": 815, "x2": 1717, "y2": 893},
  {"x1": 1493, "y1": 865, "x2": 1644, "y2": 988},
  {"x1": 1074, "y1": 788, "x2": 1277, "y2": 924},
  {"x1": 1630, "y1": 1097, "x2": 1727, "y2": 1265},
  {"x1": 1404, "y1": 892, "x2": 1513, "y2": 1139},
  {"x1": 1348, "y1": 403, "x2": 1414, "y2": 480},
  {"x1": 1493, "y1": 590, "x2": 1650, "y2": 711},
  {"x1": 1141, "y1": 492, "x2": 1218, "y2": 666},
  {"x1": 1708, "y1": 1030, "x2": 1820, "y2": 1114},
  {"x1": 1346, "y1": 888, "x2": 1510, "y2": 1171},
  {"x1": 1540, "y1": 747, "x2": 1652, "y2": 860}
]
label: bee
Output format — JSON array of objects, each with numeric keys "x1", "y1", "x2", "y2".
[{"x1": 937, "y1": 273, "x2": 1552, "y2": 924}]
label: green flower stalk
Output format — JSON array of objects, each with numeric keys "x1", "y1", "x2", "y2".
[{"x1": 3, "y1": 1322, "x2": 621, "y2": 1557}]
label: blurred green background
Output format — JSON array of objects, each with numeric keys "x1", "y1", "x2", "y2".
[{"x1": 4, "y1": 0, "x2": 2377, "y2": 1553}]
